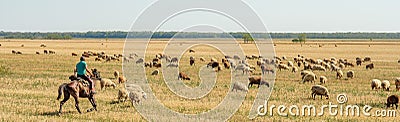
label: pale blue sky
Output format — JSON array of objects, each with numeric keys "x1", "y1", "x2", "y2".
[{"x1": 1, "y1": 0, "x2": 399, "y2": 32}]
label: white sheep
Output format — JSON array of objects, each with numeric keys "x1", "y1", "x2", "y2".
[
  {"x1": 126, "y1": 84, "x2": 147, "y2": 105},
  {"x1": 300, "y1": 70, "x2": 314, "y2": 79},
  {"x1": 312, "y1": 65, "x2": 326, "y2": 71},
  {"x1": 311, "y1": 85, "x2": 329, "y2": 99},
  {"x1": 320, "y1": 76, "x2": 327, "y2": 84},
  {"x1": 371, "y1": 79, "x2": 382, "y2": 90},
  {"x1": 231, "y1": 81, "x2": 248, "y2": 92},
  {"x1": 99, "y1": 78, "x2": 117, "y2": 90},
  {"x1": 381, "y1": 80, "x2": 390, "y2": 91},
  {"x1": 303, "y1": 73, "x2": 317, "y2": 83},
  {"x1": 336, "y1": 70, "x2": 343, "y2": 79},
  {"x1": 346, "y1": 70, "x2": 355, "y2": 79},
  {"x1": 277, "y1": 64, "x2": 290, "y2": 71}
]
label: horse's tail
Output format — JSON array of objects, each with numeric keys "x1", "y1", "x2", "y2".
[{"x1": 57, "y1": 83, "x2": 67, "y2": 100}]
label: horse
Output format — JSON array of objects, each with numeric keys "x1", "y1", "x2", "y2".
[{"x1": 57, "y1": 75, "x2": 97, "y2": 115}]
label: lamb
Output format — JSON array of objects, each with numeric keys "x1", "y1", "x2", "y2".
[
  {"x1": 366, "y1": 63, "x2": 374, "y2": 69},
  {"x1": 312, "y1": 65, "x2": 326, "y2": 71},
  {"x1": 248, "y1": 76, "x2": 269, "y2": 88},
  {"x1": 118, "y1": 76, "x2": 126, "y2": 84},
  {"x1": 396, "y1": 78, "x2": 400, "y2": 91},
  {"x1": 381, "y1": 80, "x2": 390, "y2": 91},
  {"x1": 347, "y1": 70, "x2": 355, "y2": 79},
  {"x1": 99, "y1": 78, "x2": 117, "y2": 90},
  {"x1": 44, "y1": 50, "x2": 48, "y2": 54},
  {"x1": 320, "y1": 76, "x2": 327, "y2": 84},
  {"x1": 151, "y1": 69, "x2": 159, "y2": 75},
  {"x1": 371, "y1": 79, "x2": 382, "y2": 90},
  {"x1": 178, "y1": 72, "x2": 191, "y2": 80},
  {"x1": 311, "y1": 85, "x2": 329, "y2": 100},
  {"x1": 114, "y1": 70, "x2": 119, "y2": 79},
  {"x1": 303, "y1": 73, "x2": 317, "y2": 83},
  {"x1": 336, "y1": 70, "x2": 343, "y2": 79},
  {"x1": 231, "y1": 81, "x2": 248, "y2": 92},
  {"x1": 387, "y1": 95, "x2": 399, "y2": 109}
]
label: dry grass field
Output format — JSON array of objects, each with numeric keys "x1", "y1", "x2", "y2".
[{"x1": 0, "y1": 38, "x2": 400, "y2": 121}]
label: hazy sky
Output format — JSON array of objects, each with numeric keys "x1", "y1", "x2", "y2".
[{"x1": 1, "y1": 0, "x2": 399, "y2": 32}]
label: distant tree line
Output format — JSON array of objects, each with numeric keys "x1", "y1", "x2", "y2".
[{"x1": 1, "y1": 31, "x2": 400, "y2": 39}]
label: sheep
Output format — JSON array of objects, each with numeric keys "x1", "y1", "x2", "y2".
[
  {"x1": 153, "y1": 63, "x2": 162, "y2": 68},
  {"x1": 117, "y1": 88, "x2": 129, "y2": 102},
  {"x1": 381, "y1": 80, "x2": 390, "y2": 91},
  {"x1": 287, "y1": 61, "x2": 294, "y2": 67},
  {"x1": 277, "y1": 64, "x2": 290, "y2": 71},
  {"x1": 356, "y1": 57, "x2": 362, "y2": 66},
  {"x1": 135, "y1": 58, "x2": 144, "y2": 64},
  {"x1": 144, "y1": 62, "x2": 152, "y2": 68},
  {"x1": 311, "y1": 85, "x2": 329, "y2": 100},
  {"x1": 338, "y1": 63, "x2": 345, "y2": 69},
  {"x1": 44, "y1": 50, "x2": 48, "y2": 54},
  {"x1": 72, "y1": 53, "x2": 78, "y2": 56},
  {"x1": 207, "y1": 61, "x2": 221, "y2": 71},
  {"x1": 151, "y1": 69, "x2": 159, "y2": 75},
  {"x1": 128, "y1": 90, "x2": 147, "y2": 105},
  {"x1": 99, "y1": 78, "x2": 117, "y2": 90},
  {"x1": 364, "y1": 57, "x2": 371, "y2": 62},
  {"x1": 261, "y1": 64, "x2": 274, "y2": 74},
  {"x1": 336, "y1": 70, "x2": 343, "y2": 79},
  {"x1": 366, "y1": 63, "x2": 374, "y2": 69},
  {"x1": 243, "y1": 66, "x2": 254, "y2": 74},
  {"x1": 371, "y1": 79, "x2": 382, "y2": 90},
  {"x1": 40, "y1": 43, "x2": 46, "y2": 47},
  {"x1": 346, "y1": 70, "x2": 354, "y2": 79},
  {"x1": 178, "y1": 72, "x2": 190, "y2": 80},
  {"x1": 248, "y1": 76, "x2": 269, "y2": 88},
  {"x1": 312, "y1": 65, "x2": 326, "y2": 71},
  {"x1": 16, "y1": 51, "x2": 22, "y2": 54},
  {"x1": 200, "y1": 57, "x2": 205, "y2": 62},
  {"x1": 231, "y1": 81, "x2": 248, "y2": 92},
  {"x1": 95, "y1": 57, "x2": 102, "y2": 61},
  {"x1": 396, "y1": 78, "x2": 400, "y2": 91},
  {"x1": 36, "y1": 52, "x2": 40, "y2": 55},
  {"x1": 233, "y1": 55, "x2": 241, "y2": 60},
  {"x1": 292, "y1": 66, "x2": 298, "y2": 73},
  {"x1": 189, "y1": 49, "x2": 195, "y2": 53},
  {"x1": 210, "y1": 58, "x2": 217, "y2": 62},
  {"x1": 398, "y1": 59, "x2": 400, "y2": 64},
  {"x1": 303, "y1": 73, "x2": 317, "y2": 83},
  {"x1": 223, "y1": 62, "x2": 230, "y2": 69},
  {"x1": 48, "y1": 50, "x2": 55, "y2": 54},
  {"x1": 166, "y1": 63, "x2": 178, "y2": 68},
  {"x1": 152, "y1": 58, "x2": 159, "y2": 65},
  {"x1": 170, "y1": 57, "x2": 179, "y2": 63},
  {"x1": 386, "y1": 95, "x2": 399, "y2": 109},
  {"x1": 21, "y1": 44, "x2": 24, "y2": 47},
  {"x1": 190, "y1": 58, "x2": 195, "y2": 66},
  {"x1": 300, "y1": 70, "x2": 314, "y2": 79},
  {"x1": 320, "y1": 76, "x2": 327, "y2": 84},
  {"x1": 12, "y1": 50, "x2": 16, "y2": 54},
  {"x1": 118, "y1": 76, "x2": 126, "y2": 84},
  {"x1": 114, "y1": 70, "x2": 120, "y2": 79}
]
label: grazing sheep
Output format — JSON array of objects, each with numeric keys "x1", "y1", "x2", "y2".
[
  {"x1": 144, "y1": 62, "x2": 152, "y2": 68},
  {"x1": 248, "y1": 76, "x2": 269, "y2": 88},
  {"x1": 287, "y1": 61, "x2": 294, "y2": 67},
  {"x1": 40, "y1": 43, "x2": 46, "y2": 47},
  {"x1": 292, "y1": 66, "x2": 298, "y2": 73},
  {"x1": 21, "y1": 44, "x2": 24, "y2": 47},
  {"x1": 44, "y1": 50, "x2": 48, "y2": 54},
  {"x1": 166, "y1": 63, "x2": 178, "y2": 68},
  {"x1": 398, "y1": 59, "x2": 400, "y2": 64},
  {"x1": 99, "y1": 78, "x2": 117, "y2": 90},
  {"x1": 36, "y1": 52, "x2": 40, "y2": 55},
  {"x1": 136, "y1": 58, "x2": 144, "y2": 64},
  {"x1": 152, "y1": 58, "x2": 159, "y2": 65},
  {"x1": 364, "y1": 57, "x2": 371, "y2": 62},
  {"x1": 223, "y1": 62, "x2": 230, "y2": 69},
  {"x1": 210, "y1": 58, "x2": 217, "y2": 62},
  {"x1": 381, "y1": 80, "x2": 390, "y2": 91},
  {"x1": 72, "y1": 53, "x2": 78, "y2": 56},
  {"x1": 48, "y1": 50, "x2": 55, "y2": 54},
  {"x1": 11, "y1": 50, "x2": 16, "y2": 54},
  {"x1": 356, "y1": 57, "x2": 362, "y2": 66},
  {"x1": 118, "y1": 76, "x2": 126, "y2": 84},
  {"x1": 190, "y1": 58, "x2": 195, "y2": 66},
  {"x1": 300, "y1": 70, "x2": 314, "y2": 79},
  {"x1": 371, "y1": 79, "x2": 382, "y2": 90},
  {"x1": 336, "y1": 70, "x2": 343, "y2": 79},
  {"x1": 277, "y1": 64, "x2": 290, "y2": 71},
  {"x1": 312, "y1": 65, "x2": 326, "y2": 71},
  {"x1": 320, "y1": 76, "x2": 327, "y2": 84},
  {"x1": 396, "y1": 78, "x2": 400, "y2": 91},
  {"x1": 170, "y1": 57, "x2": 179, "y2": 63},
  {"x1": 16, "y1": 51, "x2": 22, "y2": 54},
  {"x1": 207, "y1": 61, "x2": 221, "y2": 71},
  {"x1": 346, "y1": 70, "x2": 354, "y2": 79},
  {"x1": 231, "y1": 82, "x2": 248, "y2": 92},
  {"x1": 366, "y1": 63, "x2": 374, "y2": 69},
  {"x1": 95, "y1": 57, "x2": 102, "y2": 61},
  {"x1": 303, "y1": 73, "x2": 317, "y2": 83},
  {"x1": 261, "y1": 64, "x2": 274, "y2": 74},
  {"x1": 128, "y1": 90, "x2": 147, "y2": 105},
  {"x1": 387, "y1": 95, "x2": 399, "y2": 109},
  {"x1": 199, "y1": 57, "x2": 205, "y2": 62},
  {"x1": 151, "y1": 69, "x2": 159, "y2": 75},
  {"x1": 189, "y1": 49, "x2": 195, "y2": 53},
  {"x1": 153, "y1": 63, "x2": 162, "y2": 68},
  {"x1": 311, "y1": 85, "x2": 329, "y2": 100},
  {"x1": 243, "y1": 66, "x2": 254, "y2": 74},
  {"x1": 117, "y1": 88, "x2": 129, "y2": 102},
  {"x1": 233, "y1": 55, "x2": 241, "y2": 60},
  {"x1": 114, "y1": 70, "x2": 119, "y2": 79},
  {"x1": 178, "y1": 72, "x2": 190, "y2": 80},
  {"x1": 338, "y1": 63, "x2": 345, "y2": 69}
]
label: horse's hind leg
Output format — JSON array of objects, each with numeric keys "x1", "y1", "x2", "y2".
[
  {"x1": 90, "y1": 97, "x2": 97, "y2": 111},
  {"x1": 58, "y1": 92, "x2": 70, "y2": 115},
  {"x1": 72, "y1": 95, "x2": 82, "y2": 114}
]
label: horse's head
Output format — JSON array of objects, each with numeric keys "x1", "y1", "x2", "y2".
[{"x1": 69, "y1": 75, "x2": 78, "y2": 81}]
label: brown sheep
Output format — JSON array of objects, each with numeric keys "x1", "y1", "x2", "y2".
[
  {"x1": 189, "y1": 49, "x2": 195, "y2": 53},
  {"x1": 336, "y1": 70, "x2": 343, "y2": 79},
  {"x1": 114, "y1": 70, "x2": 120, "y2": 79},
  {"x1": 16, "y1": 51, "x2": 22, "y2": 54},
  {"x1": 190, "y1": 59, "x2": 195, "y2": 66},
  {"x1": 387, "y1": 95, "x2": 399, "y2": 109},
  {"x1": 36, "y1": 52, "x2": 40, "y2": 55},
  {"x1": 178, "y1": 72, "x2": 190, "y2": 80},
  {"x1": 11, "y1": 50, "x2": 16, "y2": 54},
  {"x1": 117, "y1": 88, "x2": 129, "y2": 102},
  {"x1": 364, "y1": 57, "x2": 371, "y2": 62},
  {"x1": 153, "y1": 63, "x2": 162, "y2": 68},
  {"x1": 366, "y1": 63, "x2": 374, "y2": 69},
  {"x1": 151, "y1": 69, "x2": 159, "y2": 75},
  {"x1": 223, "y1": 62, "x2": 230, "y2": 69},
  {"x1": 72, "y1": 53, "x2": 78, "y2": 56},
  {"x1": 248, "y1": 76, "x2": 269, "y2": 88},
  {"x1": 207, "y1": 61, "x2": 221, "y2": 71},
  {"x1": 44, "y1": 50, "x2": 48, "y2": 54},
  {"x1": 118, "y1": 76, "x2": 127, "y2": 84}
]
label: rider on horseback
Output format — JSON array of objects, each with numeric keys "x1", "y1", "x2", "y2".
[{"x1": 74, "y1": 56, "x2": 96, "y2": 94}]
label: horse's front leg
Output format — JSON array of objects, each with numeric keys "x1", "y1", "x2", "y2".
[
  {"x1": 87, "y1": 96, "x2": 97, "y2": 112},
  {"x1": 58, "y1": 91, "x2": 70, "y2": 115}
]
